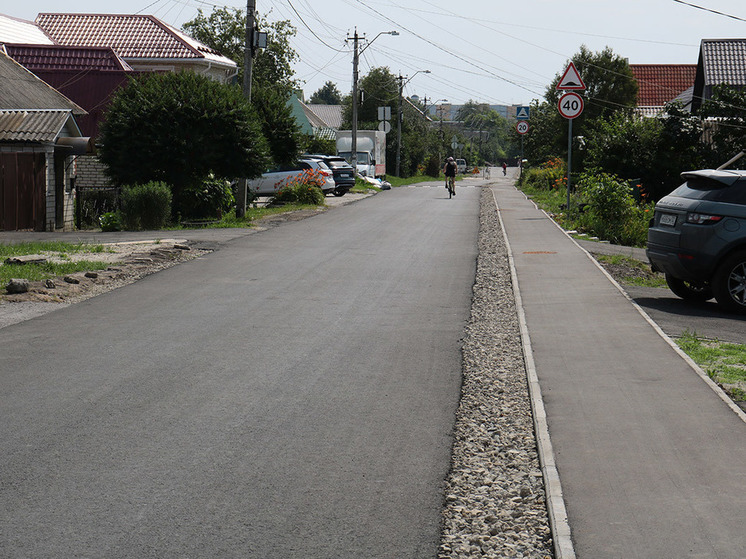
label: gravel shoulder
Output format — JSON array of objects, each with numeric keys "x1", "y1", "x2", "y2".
[{"x1": 439, "y1": 188, "x2": 553, "y2": 558}]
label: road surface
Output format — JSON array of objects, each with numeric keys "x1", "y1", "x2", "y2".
[{"x1": 0, "y1": 185, "x2": 481, "y2": 558}]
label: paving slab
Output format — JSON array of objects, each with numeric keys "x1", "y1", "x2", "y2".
[{"x1": 492, "y1": 182, "x2": 746, "y2": 559}]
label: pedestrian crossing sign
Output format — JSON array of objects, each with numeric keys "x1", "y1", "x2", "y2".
[{"x1": 516, "y1": 106, "x2": 530, "y2": 120}]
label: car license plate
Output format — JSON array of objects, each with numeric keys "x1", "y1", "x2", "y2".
[
  {"x1": 660, "y1": 213, "x2": 677, "y2": 226},
  {"x1": 340, "y1": 173, "x2": 350, "y2": 178}
]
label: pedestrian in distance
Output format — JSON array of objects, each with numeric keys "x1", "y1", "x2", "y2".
[{"x1": 502, "y1": 161, "x2": 507, "y2": 176}]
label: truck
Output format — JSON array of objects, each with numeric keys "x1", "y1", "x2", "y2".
[{"x1": 335, "y1": 130, "x2": 386, "y2": 178}]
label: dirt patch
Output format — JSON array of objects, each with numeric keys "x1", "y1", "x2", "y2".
[{"x1": 1, "y1": 240, "x2": 208, "y2": 306}]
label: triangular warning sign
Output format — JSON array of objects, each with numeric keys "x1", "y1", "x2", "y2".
[
  {"x1": 516, "y1": 106, "x2": 529, "y2": 119},
  {"x1": 557, "y1": 62, "x2": 586, "y2": 90}
]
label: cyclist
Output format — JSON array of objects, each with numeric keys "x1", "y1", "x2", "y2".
[{"x1": 443, "y1": 156, "x2": 457, "y2": 197}]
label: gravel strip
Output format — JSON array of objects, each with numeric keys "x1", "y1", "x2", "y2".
[{"x1": 439, "y1": 187, "x2": 553, "y2": 558}]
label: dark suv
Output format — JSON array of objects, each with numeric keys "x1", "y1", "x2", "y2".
[
  {"x1": 304, "y1": 155, "x2": 356, "y2": 197},
  {"x1": 647, "y1": 169, "x2": 746, "y2": 313}
]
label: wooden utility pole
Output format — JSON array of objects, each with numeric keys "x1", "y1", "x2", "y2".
[
  {"x1": 395, "y1": 73, "x2": 404, "y2": 178},
  {"x1": 236, "y1": 0, "x2": 256, "y2": 218},
  {"x1": 349, "y1": 29, "x2": 360, "y2": 174}
]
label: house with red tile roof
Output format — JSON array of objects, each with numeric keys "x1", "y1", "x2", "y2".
[
  {"x1": 629, "y1": 64, "x2": 697, "y2": 115},
  {"x1": 35, "y1": 13, "x2": 238, "y2": 84}
]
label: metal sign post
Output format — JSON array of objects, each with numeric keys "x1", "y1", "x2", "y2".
[{"x1": 556, "y1": 65, "x2": 585, "y2": 212}]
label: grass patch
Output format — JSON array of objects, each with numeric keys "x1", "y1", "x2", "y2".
[
  {"x1": 0, "y1": 242, "x2": 113, "y2": 284},
  {"x1": 677, "y1": 330, "x2": 746, "y2": 403},
  {"x1": 0, "y1": 241, "x2": 108, "y2": 258},
  {"x1": 594, "y1": 253, "x2": 666, "y2": 288}
]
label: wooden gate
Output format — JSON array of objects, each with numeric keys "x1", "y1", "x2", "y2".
[{"x1": 0, "y1": 153, "x2": 46, "y2": 231}]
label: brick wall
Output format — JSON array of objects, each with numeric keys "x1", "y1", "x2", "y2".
[{"x1": 75, "y1": 155, "x2": 112, "y2": 188}]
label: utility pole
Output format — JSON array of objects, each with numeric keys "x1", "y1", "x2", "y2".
[
  {"x1": 395, "y1": 69, "x2": 429, "y2": 178},
  {"x1": 236, "y1": 0, "x2": 256, "y2": 218},
  {"x1": 396, "y1": 73, "x2": 404, "y2": 178},
  {"x1": 350, "y1": 29, "x2": 360, "y2": 174},
  {"x1": 347, "y1": 30, "x2": 398, "y2": 177}
]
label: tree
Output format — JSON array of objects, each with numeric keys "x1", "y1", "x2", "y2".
[
  {"x1": 309, "y1": 81, "x2": 342, "y2": 105},
  {"x1": 182, "y1": 8, "x2": 302, "y2": 165},
  {"x1": 546, "y1": 45, "x2": 637, "y2": 124},
  {"x1": 455, "y1": 101, "x2": 511, "y2": 164},
  {"x1": 341, "y1": 67, "x2": 398, "y2": 129},
  {"x1": 252, "y1": 86, "x2": 302, "y2": 166},
  {"x1": 525, "y1": 45, "x2": 638, "y2": 169},
  {"x1": 699, "y1": 84, "x2": 746, "y2": 165},
  {"x1": 183, "y1": 8, "x2": 300, "y2": 98},
  {"x1": 99, "y1": 72, "x2": 268, "y2": 213},
  {"x1": 584, "y1": 102, "x2": 709, "y2": 201}
]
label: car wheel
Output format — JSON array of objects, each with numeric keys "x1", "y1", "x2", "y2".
[
  {"x1": 712, "y1": 250, "x2": 746, "y2": 313},
  {"x1": 665, "y1": 274, "x2": 713, "y2": 301},
  {"x1": 333, "y1": 189, "x2": 346, "y2": 197}
]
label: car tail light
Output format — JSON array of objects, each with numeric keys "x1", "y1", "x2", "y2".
[
  {"x1": 320, "y1": 169, "x2": 332, "y2": 177},
  {"x1": 686, "y1": 213, "x2": 723, "y2": 225}
]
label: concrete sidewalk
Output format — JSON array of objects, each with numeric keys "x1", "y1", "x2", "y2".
[{"x1": 492, "y1": 180, "x2": 746, "y2": 558}]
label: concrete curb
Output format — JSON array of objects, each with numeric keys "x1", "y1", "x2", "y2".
[{"x1": 490, "y1": 188, "x2": 577, "y2": 559}]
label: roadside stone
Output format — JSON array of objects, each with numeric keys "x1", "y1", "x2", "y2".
[
  {"x1": 44, "y1": 279, "x2": 56, "y2": 289},
  {"x1": 63, "y1": 276, "x2": 80, "y2": 284},
  {"x1": 6, "y1": 278, "x2": 29, "y2": 294},
  {"x1": 84, "y1": 272, "x2": 99, "y2": 279},
  {"x1": 4, "y1": 255, "x2": 47, "y2": 265}
]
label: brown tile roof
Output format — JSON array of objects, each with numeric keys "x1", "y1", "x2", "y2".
[
  {"x1": 629, "y1": 64, "x2": 697, "y2": 107},
  {"x1": 35, "y1": 13, "x2": 235, "y2": 67},
  {"x1": 4, "y1": 44, "x2": 132, "y2": 72}
]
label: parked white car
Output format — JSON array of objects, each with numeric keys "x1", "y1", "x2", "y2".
[{"x1": 246, "y1": 159, "x2": 336, "y2": 196}]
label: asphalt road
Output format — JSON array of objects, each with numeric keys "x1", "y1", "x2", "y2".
[{"x1": 0, "y1": 186, "x2": 481, "y2": 558}]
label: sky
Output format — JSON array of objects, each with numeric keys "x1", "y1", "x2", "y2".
[{"x1": 8, "y1": 0, "x2": 746, "y2": 106}]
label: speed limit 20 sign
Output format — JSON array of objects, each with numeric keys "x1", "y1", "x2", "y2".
[
  {"x1": 558, "y1": 92, "x2": 584, "y2": 119},
  {"x1": 516, "y1": 121, "x2": 529, "y2": 135}
]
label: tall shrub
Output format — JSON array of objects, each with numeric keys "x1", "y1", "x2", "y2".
[{"x1": 120, "y1": 182, "x2": 172, "y2": 230}]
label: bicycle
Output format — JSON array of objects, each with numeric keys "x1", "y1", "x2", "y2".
[{"x1": 446, "y1": 175, "x2": 455, "y2": 198}]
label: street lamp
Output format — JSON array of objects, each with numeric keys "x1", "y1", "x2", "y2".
[
  {"x1": 350, "y1": 30, "x2": 398, "y2": 175},
  {"x1": 396, "y1": 69, "x2": 431, "y2": 177}
]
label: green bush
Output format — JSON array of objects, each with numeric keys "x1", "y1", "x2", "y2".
[
  {"x1": 518, "y1": 157, "x2": 566, "y2": 190},
  {"x1": 270, "y1": 169, "x2": 326, "y2": 206},
  {"x1": 99, "y1": 212, "x2": 121, "y2": 232},
  {"x1": 120, "y1": 181, "x2": 172, "y2": 230},
  {"x1": 576, "y1": 172, "x2": 653, "y2": 246},
  {"x1": 425, "y1": 155, "x2": 442, "y2": 178},
  {"x1": 180, "y1": 175, "x2": 234, "y2": 220}
]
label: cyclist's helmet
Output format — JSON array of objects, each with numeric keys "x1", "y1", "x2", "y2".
[{"x1": 448, "y1": 156, "x2": 454, "y2": 161}]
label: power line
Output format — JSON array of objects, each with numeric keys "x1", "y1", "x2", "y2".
[{"x1": 672, "y1": 0, "x2": 746, "y2": 22}]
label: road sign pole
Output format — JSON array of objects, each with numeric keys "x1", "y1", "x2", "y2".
[{"x1": 567, "y1": 118, "x2": 572, "y2": 212}]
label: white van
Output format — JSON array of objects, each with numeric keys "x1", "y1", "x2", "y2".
[{"x1": 456, "y1": 159, "x2": 467, "y2": 174}]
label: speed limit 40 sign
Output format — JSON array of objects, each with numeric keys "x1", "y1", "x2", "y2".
[{"x1": 558, "y1": 92, "x2": 583, "y2": 119}]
